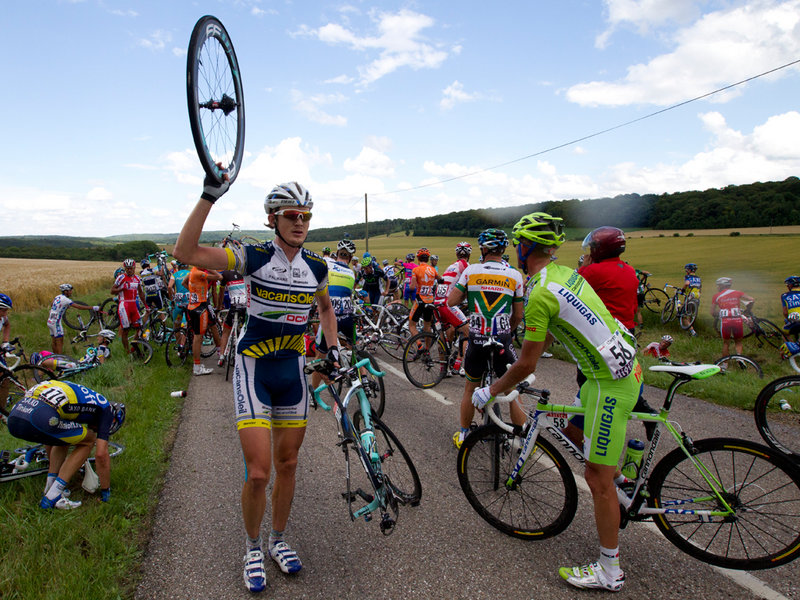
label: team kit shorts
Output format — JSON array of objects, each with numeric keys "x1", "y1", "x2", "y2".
[
  {"x1": 7, "y1": 396, "x2": 89, "y2": 446},
  {"x1": 233, "y1": 354, "x2": 309, "y2": 430},
  {"x1": 718, "y1": 317, "x2": 744, "y2": 340},
  {"x1": 463, "y1": 336, "x2": 517, "y2": 383},
  {"x1": 118, "y1": 301, "x2": 141, "y2": 329}
]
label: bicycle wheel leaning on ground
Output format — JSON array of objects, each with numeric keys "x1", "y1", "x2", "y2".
[
  {"x1": 648, "y1": 437, "x2": 800, "y2": 569},
  {"x1": 660, "y1": 299, "x2": 675, "y2": 324},
  {"x1": 679, "y1": 299, "x2": 698, "y2": 330},
  {"x1": 128, "y1": 339, "x2": 153, "y2": 365},
  {"x1": 100, "y1": 297, "x2": 120, "y2": 329},
  {"x1": 642, "y1": 287, "x2": 669, "y2": 313},
  {"x1": 754, "y1": 375, "x2": 800, "y2": 461},
  {"x1": 713, "y1": 354, "x2": 763, "y2": 378}
]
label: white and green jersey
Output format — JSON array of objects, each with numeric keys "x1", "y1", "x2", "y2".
[{"x1": 524, "y1": 262, "x2": 636, "y2": 380}]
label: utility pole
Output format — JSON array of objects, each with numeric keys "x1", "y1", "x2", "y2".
[{"x1": 364, "y1": 193, "x2": 369, "y2": 254}]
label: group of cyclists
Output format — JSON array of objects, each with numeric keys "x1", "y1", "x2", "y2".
[{"x1": 3, "y1": 168, "x2": 800, "y2": 595}]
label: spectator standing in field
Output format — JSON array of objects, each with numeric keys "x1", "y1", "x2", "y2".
[{"x1": 710, "y1": 277, "x2": 754, "y2": 356}]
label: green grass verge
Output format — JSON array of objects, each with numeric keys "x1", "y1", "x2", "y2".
[{"x1": 0, "y1": 289, "x2": 190, "y2": 600}]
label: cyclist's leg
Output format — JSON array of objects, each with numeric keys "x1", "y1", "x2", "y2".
[{"x1": 456, "y1": 341, "x2": 484, "y2": 441}]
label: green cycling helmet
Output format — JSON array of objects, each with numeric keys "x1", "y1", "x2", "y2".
[
  {"x1": 512, "y1": 212, "x2": 566, "y2": 247},
  {"x1": 359, "y1": 256, "x2": 372, "y2": 267}
]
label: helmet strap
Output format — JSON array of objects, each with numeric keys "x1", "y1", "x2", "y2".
[{"x1": 516, "y1": 242, "x2": 538, "y2": 274}]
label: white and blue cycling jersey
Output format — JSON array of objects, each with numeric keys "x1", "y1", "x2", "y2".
[
  {"x1": 47, "y1": 294, "x2": 74, "y2": 324},
  {"x1": 225, "y1": 241, "x2": 328, "y2": 359}
]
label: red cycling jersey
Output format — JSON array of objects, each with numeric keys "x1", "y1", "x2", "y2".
[
  {"x1": 712, "y1": 289, "x2": 746, "y2": 320},
  {"x1": 114, "y1": 274, "x2": 142, "y2": 305},
  {"x1": 578, "y1": 258, "x2": 639, "y2": 330}
]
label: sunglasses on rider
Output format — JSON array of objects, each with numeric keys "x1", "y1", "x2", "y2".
[{"x1": 275, "y1": 209, "x2": 312, "y2": 222}]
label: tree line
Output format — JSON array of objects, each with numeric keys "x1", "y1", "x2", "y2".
[
  {"x1": 0, "y1": 240, "x2": 160, "y2": 261},
  {"x1": 305, "y1": 176, "x2": 800, "y2": 241}
]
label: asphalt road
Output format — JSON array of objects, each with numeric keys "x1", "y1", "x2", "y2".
[{"x1": 135, "y1": 350, "x2": 800, "y2": 600}]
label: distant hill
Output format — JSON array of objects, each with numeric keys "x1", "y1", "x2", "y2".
[{"x1": 107, "y1": 230, "x2": 272, "y2": 245}]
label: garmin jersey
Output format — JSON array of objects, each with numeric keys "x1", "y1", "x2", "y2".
[
  {"x1": 524, "y1": 262, "x2": 637, "y2": 380},
  {"x1": 226, "y1": 242, "x2": 328, "y2": 358},
  {"x1": 26, "y1": 380, "x2": 114, "y2": 440},
  {"x1": 324, "y1": 258, "x2": 356, "y2": 322},
  {"x1": 455, "y1": 260, "x2": 524, "y2": 338},
  {"x1": 47, "y1": 294, "x2": 74, "y2": 323}
]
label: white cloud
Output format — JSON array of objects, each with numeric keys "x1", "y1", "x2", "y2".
[
  {"x1": 110, "y1": 9, "x2": 138, "y2": 17},
  {"x1": 344, "y1": 147, "x2": 395, "y2": 177},
  {"x1": 304, "y1": 9, "x2": 452, "y2": 87},
  {"x1": 137, "y1": 30, "x2": 172, "y2": 51},
  {"x1": 596, "y1": 0, "x2": 702, "y2": 47},
  {"x1": 569, "y1": 0, "x2": 800, "y2": 106},
  {"x1": 324, "y1": 74, "x2": 355, "y2": 85},
  {"x1": 164, "y1": 150, "x2": 202, "y2": 186},
  {"x1": 440, "y1": 81, "x2": 478, "y2": 110},
  {"x1": 238, "y1": 137, "x2": 331, "y2": 192},
  {"x1": 291, "y1": 90, "x2": 348, "y2": 126},
  {"x1": 87, "y1": 187, "x2": 113, "y2": 201}
]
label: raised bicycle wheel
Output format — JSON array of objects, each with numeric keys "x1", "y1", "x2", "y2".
[
  {"x1": 755, "y1": 318, "x2": 788, "y2": 349},
  {"x1": 402, "y1": 331, "x2": 448, "y2": 389},
  {"x1": 648, "y1": 437, "x2": 800, "y2": 569},
  {"x1": 129, "y1": 339, "x2": 153, "y2": 365},
  {"x1": 165, "y1": 329, "x2": 190, "y2": 368},
  {"x1": 100, "y1": 297, "x2": 120, "y2": 329},
  {"x1": 63, "y1": 307, "x2": 100, "y2": 335},
  {"x1": 714, "y1": 354, "x2": 763, "y2": 378},
  {"x1": 370, "y1": 417, "x2": 422, "y2": 506},
  {"x1": 457, "y1": 425, "x2": 578, "y2": 540},
  {"x1": 660, "y1": 299, "x2": 676, "y2": 324},
  {"x1": 187, "y1": 15, "x2": 245, "y2": 185},
  {"x1": 643, "y1": 287, "x2": 669, "y2": 313},
  {"x1": 679, "y1": 299, "x2": 698, "y2": 330},
  {"x1": 754, "y1": 376, "x2": 800, "y2": 461}
]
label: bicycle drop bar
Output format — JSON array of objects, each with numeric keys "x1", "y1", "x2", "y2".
[{"x1": 308, "y1": 357, "x2": 385, "y2": 410}]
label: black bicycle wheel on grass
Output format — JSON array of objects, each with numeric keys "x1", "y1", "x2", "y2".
[
  {"x1": 679, "y1": 299, "x2": 698, "y2": 330},
  {"x1": 756, "y1": 318, "x2": 788, "y2": 349},
  {"x1": 643, "y1": 287, "x2": 669, "y2": 313},
  {"x1": 714, "y1": 355, "x2": 763, "y2": 378},
  {"x1": 187, "y1": 15, "x2": 245, "y2": 185},
  {"x1": 648, "y1": 437, "x2": 800, "y2": 569},
  {"x1": 165, "y1": 329, "x2": 191, "y2": 367},
  {"x1": 660, "y1": 299, "x2": 675, "y2": 324},
  {"x1": 457, "y1": 425, "x2": 578, "y2": 540},
  {"x1": 129, "y1": 339, "x2": 153, "y2": 365},
  {"x1": 754, "y1": 375, "x2": 800, "y2": 461},
  {"x1": 100, "y1": 297, "x2": 120, "y2": 329},
  {"x1": 63, "y1": 306, "x2": 99, "y2": 334}
]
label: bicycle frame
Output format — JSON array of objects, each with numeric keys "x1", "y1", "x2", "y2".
[
  {"x1": 488, "y1": 368, "x2": 738, "y2": 522},
  {"x1": 311, "y1": 358, "x2": 397, "y2": 529}
]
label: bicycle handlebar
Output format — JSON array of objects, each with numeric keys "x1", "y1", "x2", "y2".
[{"x1": 306, "y1": 357, "x2": 385, "y2": 411}]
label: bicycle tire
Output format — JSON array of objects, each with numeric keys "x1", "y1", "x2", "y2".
[
  {"x1": 660, "y1": 299, "x2": 676, "y2": 324},
  {"x1": 129, "y1": 339, "x2": 153, "y2": 365},
  {"x1": 335, "y1": 350, "x2": 385, "y2": 419},
  {"x1": 186, "y1": 15, "x2": 246, "y2": 185},
  {"x1": 648, "y1": 437, "x2": 800, "y2": 569},
  {"x1": 371, "y1": 417, "x2": 422, "y2": 506},
  {"x1": 377, "y1": 329, "x2": 410, "y2": 360},
  {"x1": 402, "y1": 331, "x2": 448, "y2": 389},
  {"x1": 225, "y1": 316, "x2": 239, "y2": 381},
  {"x1": 457, "y1": 425, "x2": 578, "y2": 540},
  {"x1": 754, "y1": 376, "x2": 800, "y2": 461},
  {"x1": 385, "y1": 301, "x2": 411, "y2": 323},
  {"x1": 643, "y1": 287, "x2": 669, "y2": 313},
  {"x1": 679, "y1": 299, "x2": 698, "y2": 330},
  {"x1": 63, "y1": 307, "x2": 99, "y2": 334},
  {"x1": 100, "y1": 297, "x2": 120, "y2": 329},
  {"x1": 202, "y1": 321, "x2": 222, "y2": 358},
  {"x1": 165, "y1": 329, "x2": 190, "y2": 367},
  {"x1": 0, "y1": 365, "x2": 57, "y2": 417},
  {"x1": 714, "y1": 355, "x2": 763, "y2": 378},
  {"x1": 755, "y1": 318, "x2": 788, "y2": 349}
]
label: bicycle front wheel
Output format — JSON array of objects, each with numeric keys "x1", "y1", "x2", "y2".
[
  {"x1": 661, "y1": 299, "x2": 675, "y2": 324},
  {"x1": 129, "y1": 339, "x2": 153, "y2": 365},
  {"x1": 756, "y1": 319, "x2": 788, "y2": 349},
  {"x1": 643, "y1": 288, "x2": 669, "y2": 313},
  {"x1": 679, "y1": 300, "x2": 698, "y2": 330},
  {"x1": 1, "y1": 366, "x2": 57, "y2": 417},
  {"x1": 649, "y1": 437, "x2": 800, "y2": 569},
  {"x1": 754, "y1": 376, "x2": 800, "y2": 460},
  {"x1": 165, "y1": 329, "x2": 190, "y2": 367},
  {"x1": 100, "y1": 297, "x2": 120, "y2": 329},
  {"x1": 372, "y1": 417, "x2": 422, "y2": 506},
  {"x1": 714, "y1": 355, "x2": 763, "y2": 378},
  {"x1": 457, "y1": 425, "x2": 578, "y2": 540},
  {"x1": 402, "y1": 331, "x2": 448, "y2": 389}
]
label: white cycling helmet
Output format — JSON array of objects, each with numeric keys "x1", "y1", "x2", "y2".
[
  {"x1": 337, "y1": 239, "x2": 356, "y2": 255},
  {"x1": 661, "y1": 335, "x2": 674, "y2": 344},
  {"x1": 716, "y1": 277, "x2": 732, "y2": 287},
  {"x1": 264, "y1": 182, "x2": 313, "y2": 214},
  {"x1": 59, "y1": 283, "x2": 73, "y2": 292},
  {"x1": 98, "y1": 329, "x2": 116, "y2": 341}
]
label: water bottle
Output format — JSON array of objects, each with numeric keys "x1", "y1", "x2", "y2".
[
  {"x1": 779, "y1": 399, "x2": 792, "y2": 411},
  {"x1": 170, "y1": 391, "x2": 187, "y2": 398},
  {"x1": 620, "y1": 439, "x2": 645, "y2": 480}
]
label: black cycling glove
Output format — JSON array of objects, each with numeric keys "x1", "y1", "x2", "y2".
[
  {"x1": 201, "y1": 172, "x2": 230, "y2": 204},
  {"x1": 326, "y1": 346, "x2": 341, "y2": 366}
]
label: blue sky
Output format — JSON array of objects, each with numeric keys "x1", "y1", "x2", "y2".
[{"x1": 3, "y1": 0, "x2": 799, "y2": 237}]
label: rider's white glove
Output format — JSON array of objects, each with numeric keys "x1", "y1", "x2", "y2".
[
  {"x1": 92, "y1": 305, "x2": 100, "y2": 312},
  {"x1": 472, "y1": 386, "x2": 494, "y2": 410}
]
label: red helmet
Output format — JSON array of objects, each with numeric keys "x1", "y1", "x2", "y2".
[{"x1": 582, "y1": 226, "x2": 626, "y2": 261}]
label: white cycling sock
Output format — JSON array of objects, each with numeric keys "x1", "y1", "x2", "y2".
[
  {"x1": 598, "y1": 546, "x2": 621, "y2": 579},
  {"x1": 44, "y1": 473, "x2": 57, "y2": 494},
  {"x1": 246, "y1": 534, "x2": 263, "y2": 551},
  {"x1": 45, "y1": 477, "x2": 67, "y2": 501}
]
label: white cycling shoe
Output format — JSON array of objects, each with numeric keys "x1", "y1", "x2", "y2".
[
  {"x1": 243, "y1": 548, "x2": 267, "y2": 593},
  {"x1": 193, "y1": 364, "x2": 213, "y2": 376},
  {"x1": 559, "y1": 562, "x2": 625, "y2": 592}
]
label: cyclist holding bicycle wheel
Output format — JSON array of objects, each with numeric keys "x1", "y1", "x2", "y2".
[
  {"x1": 174, "y1": 179, "x2": 340, "y2": 594},
  {"x1": 448, "y1": 229, "x2": 524, "y2": 449},
  {"x1": 472, "y1": 213, "x2": 642, "y2": 592},
  {"x1": 6, "y1": 380, "x2": 124, "y2": 509}
]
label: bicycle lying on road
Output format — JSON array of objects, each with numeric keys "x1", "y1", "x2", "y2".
[
  {"x1": 457, "y1": 363, "x2": 800, "y2": 570},
  {"x1": 306, "y1": 358, "x2": 421, "y2": 534},
  {"x1": 353, "y1": 300, "x2": 411, "y2": 360}
]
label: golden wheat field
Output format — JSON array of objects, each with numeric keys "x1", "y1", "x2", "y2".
[{"x1": 0, "y1": 258, "x2": 121, "y2": 311}]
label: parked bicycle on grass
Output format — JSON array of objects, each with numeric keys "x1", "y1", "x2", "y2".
[{"x1": 661, "y1": 283, "x2": 699, "y2": 332}]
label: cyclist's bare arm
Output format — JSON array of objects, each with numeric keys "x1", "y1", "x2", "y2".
[
  {"x1": 487, "y1": 338, "x2": 548, "y2": 397},
  {"x1": 446, "y1": 287, "x2": 465, "y2": 307},
  {"x1": 174, "y1": 199, "x2": 228, "y2": 271},
  {"x1": 510, "y1": 302, "x2": 523, "y2": 332}
]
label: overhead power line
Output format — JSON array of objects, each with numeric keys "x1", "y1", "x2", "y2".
[{"x1": 371, "y1": 58, "x2": 800, "y2": 198}]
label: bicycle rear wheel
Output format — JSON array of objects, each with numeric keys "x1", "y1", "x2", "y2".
[
  {"x1": 402, "y1": 331, "x2": 448, "y2": 389},
  {"x1": 0, "y1": 365, "x2": 57, "y2": 417},
  {"x1": 643, "y1": 288, "x2": 669, "y2": 313},
  {"x1": 100, "y1": 297, "x2": 120, "y2": 329},
  {"x1": 371, "y1": 417, "x2": 422, "y2": 506},
  {"x1": 756, "y1": 319, "x2": 788, "y2": 349},
  {"x1": 165, "y1": 329, "x2": 190, "y2": 367},
  {"x1": 679, "y1": 299, "x2": 698, "y2": 330},
  {"x1": 129, "y1": 339, "x2": 153, "y2": 365},
  {"x1": 660, "y1": 299, "x2": 675, "y2": 324},
  {"x1": 63, "y1": 308, "x2": 98, "y2": 334},
  {"x1": 457, "y1": 425, "x2": 578, "y2": 540},
  {"x1": 714, "y1": 355, "x2": 763, "y2": 378},
  {"x1": 754, "y1": 376, "x2": 800, "y2": 461},
  {"x1": 648, "y1": 437, "x2": 800, "y2": 569}
]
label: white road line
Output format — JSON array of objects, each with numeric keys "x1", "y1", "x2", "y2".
[
  {"x1": 379, "y1": 360, "x2": 454, "y2": 405},
  {"x1": 573, "y1": 475, "x2": 790, "y2": 600}
]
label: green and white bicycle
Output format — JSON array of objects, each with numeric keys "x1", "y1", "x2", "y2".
[{"x1": 457, "y1": 363, "x2": 800, "y2": 570}]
